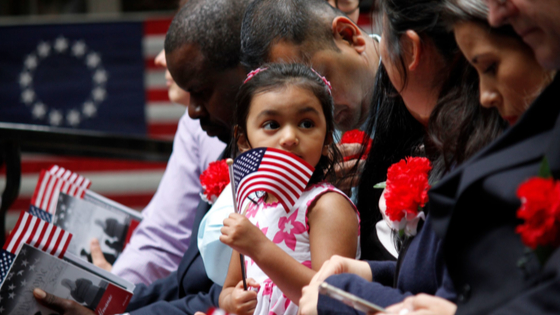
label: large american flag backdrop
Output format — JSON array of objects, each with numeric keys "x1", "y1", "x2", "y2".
[{"x1": 0, "y1": 17, "x2": 179, "y2": 233}]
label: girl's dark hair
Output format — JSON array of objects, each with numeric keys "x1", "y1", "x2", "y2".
[
  {"x1": 233, "y1": 63, "x2": 342, "y2": 186},
  {"x1": 357, "y1": 0, "x2": 505, "y2": 259}
]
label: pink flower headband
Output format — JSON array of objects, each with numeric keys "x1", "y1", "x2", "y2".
[{"x1": 243, "y1": 66, "x2": 333, "y2": 95}]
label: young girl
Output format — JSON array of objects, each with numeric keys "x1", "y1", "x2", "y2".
[{"x1": 218, "y1": 63, "x2": 360, "y2": 315}]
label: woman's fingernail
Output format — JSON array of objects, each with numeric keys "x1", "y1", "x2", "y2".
[
  {"x1": 398, "y1": 309, "x2": 410, "y2": 315},
  {"x1": 33, "y1": 288, "x2": 46, "y2": 299}
]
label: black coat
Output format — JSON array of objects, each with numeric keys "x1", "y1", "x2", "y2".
[{"x1": 429, "y1": 76, "x2": 560, "y2": 315}]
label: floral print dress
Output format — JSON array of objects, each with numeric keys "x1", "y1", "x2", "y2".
[{"x1": 244, "y1": 182, "x2": 360, "y2": 315}]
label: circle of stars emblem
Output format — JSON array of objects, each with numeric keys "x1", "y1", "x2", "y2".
[{"x1": 18, "y1": 35, "x2": 109, "y2": 127}]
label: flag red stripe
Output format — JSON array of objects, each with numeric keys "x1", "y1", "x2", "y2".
[
  {"x1": 25, "y1": 216, "x2": 41, "y2": 247},
  {"x1": 30, "y1": 170, "x2": 46, "y2": 206},
  {"x1": 11, "y1": 214, "x2": 32, "y2": 253},
  {"x1": 146, "y1": 89, "x2": 170, "y2": 102},
  {"x1": 4, "y1": 211, "x2": 28, "y2": 251},
  {"x1": 38, "y1": 224, "x2": 54, "y2": 251},
  {"x1": 59, "y1": 233, "x2": 72, "y2": 258},
  {"x1": 262, "y1": 154, "x2": 313, "y2": 180},
  {"x1": 148, "y1": 123, "x2": 178, "y2": 138},
  {"x1": 33, "y1": 220, "x2": 49, "y2": 248},
  {"x1": 238, "y1": 180, "x2": 296, "y2": 209},
  {"x1": 265, "y1": 148, "x2": 314, "y2": 173},
  {"x1": 50, "y1": 229, "x2": 64, "y2": 256},
  {"x1": 144, "y1": 19, "x2": 172, "y2": 36},
  {"x1": 259, "y1": 163, "x2": 307, "y2": 190},
  {"x1": 237, "y1": 173, "x2": 300, "y2": 205},
  {"x1": 41, "y1": 223, "x2": 57, "y2": 252},
  {"x1": 240, "y1": 184, "x2": 292, "y2": 213}
]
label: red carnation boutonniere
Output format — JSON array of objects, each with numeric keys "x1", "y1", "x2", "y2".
[
  {"x1": 516, "y1": 157, "x2": 560, "y2": 264},
  {"x1": 340, "y1": 130, "x2": 373, "y2": 161},
  {"x1": 200, "y1": 160, "x2": 230, "y2": 204},
  {"x1": 374, "y1": 157, "x2": 432, "y2": 238}
]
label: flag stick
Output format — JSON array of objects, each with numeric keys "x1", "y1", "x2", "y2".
[{"x1": 226, "y1": 158, "x2": 248, "y2": 291}]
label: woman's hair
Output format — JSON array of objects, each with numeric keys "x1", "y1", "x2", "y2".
[
  {"x1": 233, "y1": 63, "x2": 342, "y2": 186},
  {"x1": 357, "y1": 0, "x2": 505, "y2": 258},
  {"x1": 441, "y1": 0, "x2": 518, "y2": 37}
]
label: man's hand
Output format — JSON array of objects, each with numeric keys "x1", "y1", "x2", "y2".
[
  {"x1": 33, "y1": 288, "x2": 96, "y2": 315},
  {"x1": 90, "y1": 238, "x2": 112, "y2": 272},
  {"x1": 380, "y1": 294, "x2": 457, "y2": 315},
  {"x1": 332, "y1": 143, "x2": 366, "y2": 195}
]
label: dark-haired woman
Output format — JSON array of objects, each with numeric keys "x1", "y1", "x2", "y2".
[
  {"x1": 297, "y1": 0, "x2": 506, "y2": 313},
  {"x1": 380, "y1": 0, "x2": 557, "y2": 314}
]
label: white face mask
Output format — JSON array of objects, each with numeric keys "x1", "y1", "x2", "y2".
[{"x1": 197, "y1": 183, "x2": 234, "y2": 286}]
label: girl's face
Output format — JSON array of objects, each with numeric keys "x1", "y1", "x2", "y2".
[
  {"x1": 454, "y1": 21, "x2": 550, "y2": 125},
  {"x1": 239, "y1": 85, "x2": 329, "y2": 168}
]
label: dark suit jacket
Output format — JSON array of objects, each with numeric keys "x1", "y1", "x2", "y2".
[
  {"x1": 126, "y1": 190, "x2": 222, "y2": 315},
  {"x1": 429, "y1": 76, "x2": 560, "y2": 315}
]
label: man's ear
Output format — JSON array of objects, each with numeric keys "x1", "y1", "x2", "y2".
[
  {"x1": 402, "y1": 30, "x2": 422, "y2": 71},
  {"x1": 235, "y1": 126, "x2": 251, "y2": 153},
  {"x1": 332, "y1": 16, "x2": 366, "y2": 54}
]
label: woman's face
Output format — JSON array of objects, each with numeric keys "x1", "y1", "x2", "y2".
[
  {"x1": 154, "y1": 49, "x2": 191, "y2": 106},
  {"x1": 454, "y1": 21, "x2": 550, "y2": 125}
]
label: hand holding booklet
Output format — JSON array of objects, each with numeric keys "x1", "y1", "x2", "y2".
[{"x1": 0, "y1": 165, "x2": 140, "y2": 314}]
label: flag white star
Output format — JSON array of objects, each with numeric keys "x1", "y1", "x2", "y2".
[
  {"x1": 37, "y1": 41, "x2": 51, "y2": 58},
  {"x1": 24, "y1": 54, "x2": 38, "y2": 70},
  {"x1": 7, "y1": 273, "x2": 13, "y2": 280},
  {"x1": 72, "y1": 40, "x2": 86, "y2": 57},
  {"x1": 19, "y1": 72, "x2": 32, "y2": 87},
  {"x1": 8, "y1": 284, "x2": 15, "y2": 290},
  {"x1": 16, "y1": 270, "x2": 24, "y2": 276},
  {"x1": 54, "y1": 36, "x2": 69, "y2": 53},
  {"x1": 49, "y1": 109, "x2": 63, "y2": 126},
  {"x1": 21, "y1": 279, "x2": 27, "y2": 286},
  {"x1": 66, "y1": 109, "x2": 81, "y2": 126},
  {"x1": 0, "y1": 305, "x2": 4, "y2": 313},
  {"x1": 59, "y1": 213, "x2": 65, "y2": 220},
  {"x1": 86, "y1": 52, "x2": 101, "y2": 68},
  {"x1": 33, "y1": 102, "x2": 48, "y2": 120},
  {"x1": 8, "y1": 292, "x2": 15, "y2": 299},
  {"x1": 21, "y1": 89, "x2": 35, "y2": 104},
  {"x1": 93, "y1": 69, "x2": 108, "y2": 84},
  {"x1": 83, "y1": 101, "x2": 97, "y2": 118},
  {"x1": 21, "y1": 248, "x2": 26, "y2": 255},
  {"x1": 29, "y1": 264, "x2": 35, "y2": 271},
  {"x1": 92, "y1": 86, "x2": 106, "y2": 102},
  {"x1": 21, "y1": 259, "x2": 28, "y2": 267}
]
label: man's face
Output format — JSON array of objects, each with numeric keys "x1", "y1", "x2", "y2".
[
  {"x1": 486, "y1": 0, "x2": 560, "y2": 69},
  {"x1": 166, "y1": 43, "x2": 246, "y2": 142},
  {"x1": 268, "y1": 39, "x2": 378, "y2": 132}
]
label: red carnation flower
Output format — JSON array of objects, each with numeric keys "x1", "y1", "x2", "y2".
[
  {"x1": 516, "y1": 177, "x2": 560, "y2": 249},
  {"x1": 340, "y1": 130, "x2": 373, "y2": 161},
  {"x1": 384, "y1": 157, "x2": 432, "y2": 222},
  {"x1": 200, "y1": 160, "x2": 230, "y2": 204}
]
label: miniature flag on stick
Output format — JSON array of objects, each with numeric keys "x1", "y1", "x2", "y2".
[
  {"x1": 49, "y1": 165, "x2": 92, "y2": 190},
  {"x1": 227, "y1": 158, "x2": 247, "y2": 291},
  {"x1": 30, "y1": 169, "x2": 87, "y2": 214},
  {"x1": 232, "y1": 147, "x2": 315, "y2": 212},
  {"x1": 3, "y1": 211, "x2": 72, "y2": 259}
]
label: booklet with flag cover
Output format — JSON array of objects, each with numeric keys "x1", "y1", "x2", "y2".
[
  {"x1": 53, "y1": 192, "x2": 142, "y2": 265},
  {"x1": 0, "y1": 211, "x2": 134, "y2": 315},
  {"x1": 0, "y1": 244, "x2": 134, "y2": 315}
]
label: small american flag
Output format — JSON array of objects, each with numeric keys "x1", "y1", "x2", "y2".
[
  {"x1": 0, "y1": 249, "x2": 15, "y2": 284},
  {"x1": 27, "y1": 205, "x2": 53, "y2": 223},
  {"x1": 233, "y1": 147, "x2": 314, "y2": 212},
  {"x1": 3, "y1": 212, "x2": 72, "y2": 259},
  {"x1": 30, "y1": 167, "x2": 88, "y2": 214},
  {"x1": 49, "y1": 164, "x2": 92, "y2": 189}
]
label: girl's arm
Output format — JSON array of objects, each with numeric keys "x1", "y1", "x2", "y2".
[
  {"x1": 220, "y1": 191, "x2": 359, "y2": 305},
  {"x1": 218, "y1": 249, "x2": 259, "y2": 315}
]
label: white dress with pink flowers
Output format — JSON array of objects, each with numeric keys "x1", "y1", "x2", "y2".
[{"x1": 244, "y1": 182, "x2": 360, "y2": 315}]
